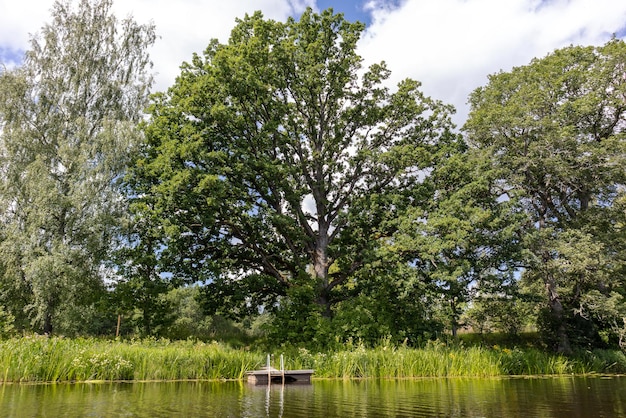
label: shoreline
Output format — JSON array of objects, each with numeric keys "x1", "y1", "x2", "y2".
[
  {"x1": 2, "y1": 373, "x2": 626, "y2": 385},
  {"x1": 2, "y1": 336, "x2": 625, "y2": 384}
]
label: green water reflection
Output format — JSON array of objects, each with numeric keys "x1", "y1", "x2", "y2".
[{"x1": 1, "y1": 376, "x2": 624, "y2": 417}]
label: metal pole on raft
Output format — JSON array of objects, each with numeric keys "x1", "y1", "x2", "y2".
[
  {"x1": 280, "y1": 354, "x2": 285, "y2": 385},
  {"x1": 267, "y1": 354, "x2": 271, "y2": 385}
]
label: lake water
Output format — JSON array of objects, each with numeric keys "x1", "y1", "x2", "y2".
[{"x1": 1, "y1": 376, "x2": 624, "y2": 417}]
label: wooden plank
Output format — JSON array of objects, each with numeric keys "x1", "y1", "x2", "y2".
[{"x1": 246, "y1": 369, "x2": 315, "y2": 385}]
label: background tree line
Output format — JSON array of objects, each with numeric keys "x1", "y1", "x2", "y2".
[{"x1": 0, "y1": 0, "x2": 624, "y2": 353}]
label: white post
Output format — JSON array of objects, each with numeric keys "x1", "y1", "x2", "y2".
[
  {"x1": 280, "y1": 353, "x2": 285, "y2": 385},
  {"x1": 267, "y1": 354, "x2": 271, "y2": 385}
]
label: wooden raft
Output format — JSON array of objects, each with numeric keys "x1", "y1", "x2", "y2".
[
  {"x1": 246, "y1": 354, "x2": 314, "y2": 385},
  {"x1": 246, "y1": 368, "x2": 315, "y2": 385}
]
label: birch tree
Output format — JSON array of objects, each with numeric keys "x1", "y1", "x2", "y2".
[{"x1": 0, "y1": 0, "x2": 155, "y2": 333}]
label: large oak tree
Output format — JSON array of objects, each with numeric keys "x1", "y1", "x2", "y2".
[
  {"x1": 465, "y1": 39, "x2": 626, "y2": 353},
  {"x1": 131, "y1": 8, "x2": 455, "y2": 325}
]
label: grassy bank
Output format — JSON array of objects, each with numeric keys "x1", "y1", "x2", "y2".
[
  {"x1": 1, "y1": 336, "x2": 625, "y2": 383},
  {"x1": 286, "y1": 340, "x2": 626, "y2": 378},
  {"x1": 0, "y1": 336, "x2": 262, "y2": 382}
]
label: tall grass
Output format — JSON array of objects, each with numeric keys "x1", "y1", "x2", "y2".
[
  {"x1": 1, "y1": 335, "x2": 624, "y2": 383},
  {"x1": 0, "y1": 335, "x2": 263, "y2": 382},
  {"x1": 288, "y1": 340, "x2": 501, "y2": 379},
  {"x1": 286, "y1": 340, "x2": 626, "y2": 378}
]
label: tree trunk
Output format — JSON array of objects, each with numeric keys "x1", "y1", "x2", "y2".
[
  {"x1": 450, "y1": 299, "x2": 459, "y2": 338},
  {"x1": 546, "y1": 277, "x2": 572, "y2": 355},
  {"x1": 316, "y1": 290, "x2": 333, "y2": 319},
  {"x1": 313, "y1": 222, "x2": 332, "y2": 318},
  {"x1": 43, "y1": 311, "x2": 53, "y2": 335},
  {"x1": 42, "y1": 293, "x2": 58, "y2": 335}
]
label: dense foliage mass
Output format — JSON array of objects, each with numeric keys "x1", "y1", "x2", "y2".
[
  {"x1": 0, "y1": 0, "x2": 155, "y2": 334},
  {"x1": 465, "y1": 40, "x2": 626, "y2": 352},
  {"x1": 128, "y1": 8, "x2": 460, "y2": 345},
  {"x1": 0, "y1": 0, "x2": 624, "y2": 354}
]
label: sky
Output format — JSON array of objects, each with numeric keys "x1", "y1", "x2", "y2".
[{"x1": 1, "y1": 0, "x2": 626, "y2": 126}]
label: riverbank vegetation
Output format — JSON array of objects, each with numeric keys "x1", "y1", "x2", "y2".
[
  {"x1": 1, "y1": 0, "x2": 625, "y2": 361},
  {"x1": 1, "y1": 336, "x2": 625, "y2": 383},
  {"x1": 0, "y1": 336, "x2": 258, "y2": 382}
]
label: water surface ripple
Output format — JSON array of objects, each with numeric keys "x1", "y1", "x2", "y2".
[{"x1": 1, "y1": 376, "x2": 624, "y2": 417}]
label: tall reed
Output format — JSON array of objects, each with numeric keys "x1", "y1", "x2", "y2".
[
  {"x1": 1, "y1": 336, "x2": 624, "y2": 383},
  {"x1": 0, "y1": 336, "x2": 263, "y2": 383},
  {"x1": 288, "y1": 340, "x2": 502, "y2": 379},
  {"x1": 286, "y1": 340, "x2": 626, "y2": 378}
]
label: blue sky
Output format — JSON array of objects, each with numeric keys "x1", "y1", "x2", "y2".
[
  {"x1": 1, "y1": 0, "x2": 625, "y2": 124},
  {"x1": 314, "y1": 0, "x2": 375, "y2": 24}
]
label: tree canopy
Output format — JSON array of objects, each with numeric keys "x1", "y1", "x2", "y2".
[
  {"x1": 1, "y1": 1, "x2": 624, "y2": 352},
  {"x1": 130, "y1": 8, "x2": 456, "y2": 331},
  {"x1": 465, "y1": 39, "x2": 626, "y2": 352},
  {"x1": 0, "y1": 0, "x2": 155, "y2": 334}
]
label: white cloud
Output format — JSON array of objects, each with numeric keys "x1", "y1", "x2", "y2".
[
  {"x1": 1, "y1": 0, "x2": 625, "y2": 125},
  {"x1": 359, "y1": 0, "x2": 626, "y2": 125},
  {"x1": 112, "y1": 0, "x2": 312, "y2": 91},
  {"x1": 0, "y1": 2, "x2": 50, "y2": 67},
  {"x1": 0, "y1": 0, "x2": 309, "y2": 89}
]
